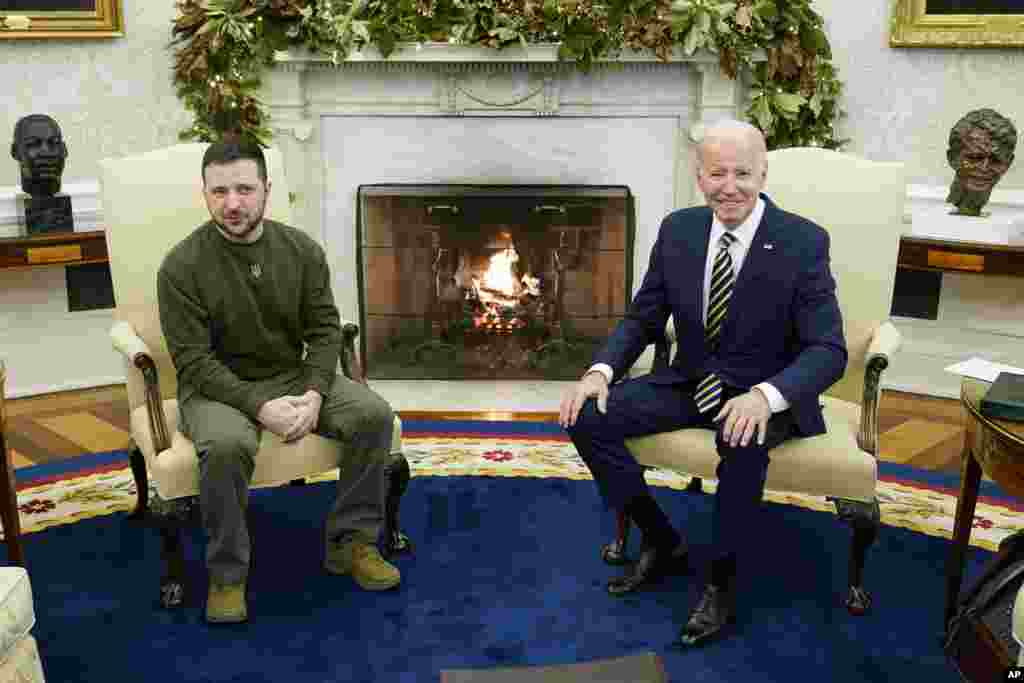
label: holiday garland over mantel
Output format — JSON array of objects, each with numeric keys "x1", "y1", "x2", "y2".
[{"x1": 171, "y1": 0, "x2": 846, "y2": 150}]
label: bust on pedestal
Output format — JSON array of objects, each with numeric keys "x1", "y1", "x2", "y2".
[
  {"x1": 914, "y1": 109, "x2": 1023, "y2": 245},
  {"x1": 10, "y1": 114, "x2": 73, "y2": 236},
  {"x1": 946, "y1": 108, "x2": 1017, "y2": 218}
]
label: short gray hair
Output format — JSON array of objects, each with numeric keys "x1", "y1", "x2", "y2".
[{"x1": 696, "y1": 119, "x2": 767, "y2": 168}]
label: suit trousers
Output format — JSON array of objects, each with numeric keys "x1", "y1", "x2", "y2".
[
  {"x1": 178, "y1": 372, "x2": 394, "y2": 586},
  {"x1": 566, "y1": 375, "x2": 796, "y2": 561}
]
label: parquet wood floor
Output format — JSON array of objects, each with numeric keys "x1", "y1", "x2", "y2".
[{"x1": 4, "y1": 385, "x2": 967, "y2": 475}]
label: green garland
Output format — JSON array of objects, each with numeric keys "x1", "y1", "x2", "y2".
[{"x1": 170, "y1": 0, "x2": 846, "y2": 150}]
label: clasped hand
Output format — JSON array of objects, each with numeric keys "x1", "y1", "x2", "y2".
[{"x1": 257, "y1": 391, "x2": 322, "y2": 443}]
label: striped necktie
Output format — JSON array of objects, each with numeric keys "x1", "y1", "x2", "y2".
[{"x1": 694, "y1": 231, "x2": 737, "y2": 414}]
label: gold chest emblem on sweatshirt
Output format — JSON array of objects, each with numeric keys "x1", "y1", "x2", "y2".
[{"x1": 250, "y1": 263, "x2": 263, "y2": 280}]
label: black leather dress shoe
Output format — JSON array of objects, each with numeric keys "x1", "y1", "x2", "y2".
[
  {"x1": 679, "y1": 584, "x2": 736, "y2": 646},
  {"x1": 607, "y1": 542, "x2": 688, "y2": 596}
]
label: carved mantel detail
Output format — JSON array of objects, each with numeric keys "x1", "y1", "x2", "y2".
[
  {"x1": 437, "y1": 65, "x2": 562, "y2": 116},
  {"x1": 265, "y1": 44, "x2": 756, "y2": 124}
]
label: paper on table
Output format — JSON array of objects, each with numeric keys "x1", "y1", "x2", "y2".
[{"x1": 944, "y1": 357, "x2": 1024, "y2": 383}]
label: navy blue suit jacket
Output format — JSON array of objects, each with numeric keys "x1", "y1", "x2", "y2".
[{"x1": 593, "y1": 194, "x2": 848, "y2": 438}]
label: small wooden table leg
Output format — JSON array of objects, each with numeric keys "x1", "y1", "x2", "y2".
[
  {"x1": 945, "y1": 445, "x2": 982, "y2": 628},
  {"x1": 0, "y1": 433, "x2": 24, "y2": 566}
]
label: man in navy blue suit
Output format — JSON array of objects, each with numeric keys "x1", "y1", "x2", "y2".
[{"x1": 560, "y1": 119, "x2": 847, "y2": 646}]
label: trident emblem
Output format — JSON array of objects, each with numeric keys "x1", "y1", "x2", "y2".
[{"x1": 250, "y1": 263, "x2": 262, "y2": 279}]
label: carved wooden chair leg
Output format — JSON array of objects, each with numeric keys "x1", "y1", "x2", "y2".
[
  {"x1": 832, "y1": 497, "x2": 880, "y2": 615},
  {"x1": 127, "y1": 446, "x2": 149, "y2": 520},
  {"x1": 685, "y1": 477, "x2": 704, "y2": 493},
  {"x1": 151, "y1": 494, "x2": 195, "y2": 609},
  {"x1": 158, "y1": 525, "x2": 187, "y2": 609},
  {"x1": 602, "y1": 510, "x2": 631, "y2": 565},
  {"x1": 382, "y1": 452, "x2": 412, "y2": 557}
]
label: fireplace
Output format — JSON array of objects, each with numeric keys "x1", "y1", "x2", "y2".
[
  {"x1": 261, "y1": 44, "x2": 759, "y2": 380},
  {"x1": 357, "y1": 185, "x2": 634, "y2": 380}
]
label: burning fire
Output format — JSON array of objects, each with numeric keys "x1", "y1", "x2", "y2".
[
  {"x1": 467, "y1": 245, "x2": 541, "y2": 331},
  {"x1": 480, "y1": 246, "x2": 519, "y2": 294}
]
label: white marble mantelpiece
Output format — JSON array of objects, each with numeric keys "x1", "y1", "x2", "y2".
[{"x1": 261, "y1": 44, "x2": 759, "y2": 348}]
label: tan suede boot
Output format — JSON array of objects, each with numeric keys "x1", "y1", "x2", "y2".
[
  {"x1": 206, "y1": 583, "x2": 248, "y2": 623},
  {"x1": 325, "y1": 538, "x2": 401, "y2": 590}
]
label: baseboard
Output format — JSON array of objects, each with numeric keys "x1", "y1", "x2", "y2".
[
  {"x1": 882, "y1": 379, "x2": 960, "y2": 400},
  {"x1": 5, "y1": 375, "x2": 127, "y2": 400}
]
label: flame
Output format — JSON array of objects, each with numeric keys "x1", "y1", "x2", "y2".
[
  {"x1": 462, "y1": 244, "x2": 544, "y2": 331},
  {"x1": 465, "y1": 245, "x2": 539, "y2": 332},
  {"x1": 483, "y1": 247, "x2": 519, "y2": 294},
  {"x1": 471, "y1": 246, "x2": 523, "y2": 306}
]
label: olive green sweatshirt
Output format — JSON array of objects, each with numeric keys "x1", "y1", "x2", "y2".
[{"x1": 156, "y1": 219, "x2": 342, "y2": 420}]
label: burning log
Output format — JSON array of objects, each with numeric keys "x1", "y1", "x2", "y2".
[{"x1": 477, "y1": 285, "x2": 522, "y2": 305}]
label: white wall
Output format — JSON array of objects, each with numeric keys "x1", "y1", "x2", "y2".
[
  {"x1": 1, "y1": 3, "x2": 190, "y2": 397},
  {"x1": 2, "y1": 0, "x2": 1024, "y2": 397},
  {"x1": 0, "y1": 3, "x2": 191, "y2": 194},
  {"x1": 813, "y1": 0, "x2": 1024, "y2": 397},
  {"x1": 817, "y1": 0, "x2": 1024, "y2": 190}
]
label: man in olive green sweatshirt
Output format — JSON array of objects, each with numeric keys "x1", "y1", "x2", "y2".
[{"x1": 157, "y1": 141, "x2": 399, "y2": 624}]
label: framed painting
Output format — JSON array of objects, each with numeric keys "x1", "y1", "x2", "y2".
[
  {"x1": 0, "y1": 0, "x2": 123, "y2": 39},
  {"x1": 891, "y1": 0, "x2": 1024, "y2": 46}
]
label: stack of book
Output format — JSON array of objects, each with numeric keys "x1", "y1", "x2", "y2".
[{"x1": 981, "y1": 372, "x2": 1024, "y2": 422}]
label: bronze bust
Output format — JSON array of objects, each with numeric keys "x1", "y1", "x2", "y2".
[
  {"x1": 10, "y1": 114, "x2": 74, "y2": 234},
  {"x1": 946, "y1": 108, "x2": 1018, "y2": 217},
  {"x1": 10, "y1": 114, "x2": 68, "y2": 198}
]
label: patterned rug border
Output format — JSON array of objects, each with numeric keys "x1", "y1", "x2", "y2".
[
  {"x1": 399, "y1": 429, "x2": 1018, "y2": 503},
  {"x1": 6, "y1": 428, "x2": 1017, "y2": 553}
]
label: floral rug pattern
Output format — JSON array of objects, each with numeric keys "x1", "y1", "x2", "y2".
[{"x1": 7, "y1": 433, "x2": 1022, "y2": 552}]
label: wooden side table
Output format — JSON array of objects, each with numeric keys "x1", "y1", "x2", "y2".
[
  {"x1": 0, "y1": 361, "x2": 25, "y2": 565},
  {"x1": 944, "y1": 376, "x2": 1024, "y2": 681}
]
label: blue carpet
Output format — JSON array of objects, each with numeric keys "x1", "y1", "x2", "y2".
[{"x1": 2, "y1": 420, "x2": 1003, "y2": 681}]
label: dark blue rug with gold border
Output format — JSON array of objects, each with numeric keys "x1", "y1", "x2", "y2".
[{"x1": 5, "y1": 420, "x2": 1003, "y2": 682}]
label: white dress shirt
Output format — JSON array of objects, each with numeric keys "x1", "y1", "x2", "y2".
[{"x1": 586, "y1": 197, "x2": 791, "y2": 413}]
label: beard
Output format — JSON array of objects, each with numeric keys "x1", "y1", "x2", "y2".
[
  {"x1": 946, "y1": 176, "x2": 993, "y2": 216},
  {"x1": 214, "y1": 201, "x2": 266, "y2": 242},
  {"x1": 217, "y1": 216, "x2": 261, "y2": 241}
]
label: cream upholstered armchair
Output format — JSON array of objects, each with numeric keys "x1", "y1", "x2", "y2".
[
  {"x1": 608, "y1": 147, "x2": 906, "y2": 615},
  {"x1": 0, "y1": 568, "x2": 46, "y2": 682},
  {"x1": 98, "y1": 143, "x2": 411, "y2": 609}
]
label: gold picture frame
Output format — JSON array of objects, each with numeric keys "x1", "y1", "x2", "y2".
[
  {"x1": 0, "y1": 0, "x2": 123, "y2": 39},
  {"x1": 891, "y1": 0, "x2": 1024, "y2": 47}
]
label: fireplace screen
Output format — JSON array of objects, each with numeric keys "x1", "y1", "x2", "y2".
[{"x1": 356, "y1": 184, "x2": 634, "y2": 380}]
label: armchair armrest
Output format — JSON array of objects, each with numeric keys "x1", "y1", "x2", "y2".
[
  {"x1": 857, "y1": 321, "x2": 901, "y2": 457},
  {"x1": 110, "y1": 321, "x2": 172, "y2": 455},
  {"x1": 339, "y1": 321, "x2": 366, "y2": 385},
  {"x1": 111, "y1": 317, "x2": 367, "y2": 455},
  {"x1": 111, "y1": 320, "x2": 154, "y2": 363},
  {"x1": 865, "y1": 320, "x2": 902, "y2": 364}
]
